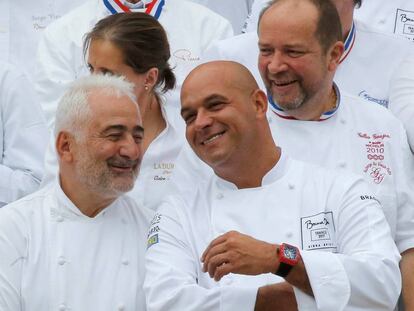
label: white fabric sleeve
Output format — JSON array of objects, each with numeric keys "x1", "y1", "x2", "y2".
[
  {"x1": 144, "y1": 199, "x2": 258, "y2": 311},
  {"x1": 0, "y1": 206, "x2": 27, "y2": 310},
  {"x1": 295, "y1": 178, "x2": 401, "y2": 311},
  {"x1": 389, "y1": 54, "x2": 414, "y2": 153},
  {"x1": 0, "y1": 64, "x2": 49, "y2": 204},
  {"x1": 34, "y1": 25, "x2": 79, "y2": 131},
  {"x1": 393, "y1": 122, "x2": 414, "y2": 253}
]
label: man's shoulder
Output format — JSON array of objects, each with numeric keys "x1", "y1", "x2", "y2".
[
  {"x1": 355, "y1": 20, "x2": 414, "y2": 53},
  {"x1": 162, "y1": 0, "x2": 233, "y2": 35},
  {"x1": 117, "y1": 194, "x2": 155, "y2": 225},
  {"x1": 340, "y1": 91, "x2": 404, "y2": 128},
  {"x1": 0, "y1": 186, "x2": 52, "y2": 233}
]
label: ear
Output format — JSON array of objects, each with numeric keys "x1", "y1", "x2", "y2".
[
  {"x1": 144, "y1": 67, "x2": 159, "y2": 90},
  {"x1": 327, "y1": 41, "x2": 344, "y2": 72},
  {"x1": 56, "y1": 131, "x2": 75, "y2": 163},
  {"x1": 251, "y1": 89, "x2": 268, "y2": 120}
]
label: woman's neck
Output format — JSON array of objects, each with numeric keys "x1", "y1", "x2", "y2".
[{"x1": 141, "y1": 95, "x2": 166, "y2": 152}]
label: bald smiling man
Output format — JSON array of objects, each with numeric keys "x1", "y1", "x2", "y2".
[{"x1": 144, "y1": 61, "x2": 400, "y2": 311}]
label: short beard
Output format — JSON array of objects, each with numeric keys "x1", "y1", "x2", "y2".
[{"x1": 76, "y1": 149, "x2": 139, "y2": 197}]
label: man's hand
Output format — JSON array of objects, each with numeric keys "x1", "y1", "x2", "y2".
[{"x1": 201, "y1": 230, "x2": 278, "y2": 281}]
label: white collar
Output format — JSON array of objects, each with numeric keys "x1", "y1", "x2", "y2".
[{"x1": 215, "y1": 149, "x2": 289, "y2": 190}]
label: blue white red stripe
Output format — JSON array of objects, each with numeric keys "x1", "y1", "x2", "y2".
[
  {"x1": 103, "y1": 0, "x2": 165, "y2": 19},
  {"x1": 339, "y1": 22, "x2": 356, "y2": 64},
  {"x1": 268, "y1": 84, "x2": 341, "y2": 122}
]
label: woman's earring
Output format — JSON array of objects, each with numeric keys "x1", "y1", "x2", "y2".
[{"x1": 144, "y1": 85, "x2": 149, "y2": 91}]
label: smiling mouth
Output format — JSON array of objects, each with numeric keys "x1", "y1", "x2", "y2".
[
  {"x1": 202, "y1": 131, "x2": 225, "y2": 145},
  {"x1": 273, "y1": 80, "x2": 297, "y2": 87}
]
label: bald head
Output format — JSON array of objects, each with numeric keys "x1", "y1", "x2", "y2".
[
  {"x1": 182, "y1": 61, "x2": 259, "y2": 100},
  {"x1": 259, "y1": 0, "x2": 342, "y2": 52},
  {"x1": 180, "y1": 61, "x2": 277, "y2": 185}
]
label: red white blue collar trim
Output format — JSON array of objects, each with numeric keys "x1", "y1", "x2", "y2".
[
  {"x1": 103, "y1": 0, "x2": 165, "y2": 19},
  {"x1": 268, "y1": 84, "x2": 341, "y2": 122},
  {"x1": 339, "y1": 21, "x2": 356, "y2": 64}
]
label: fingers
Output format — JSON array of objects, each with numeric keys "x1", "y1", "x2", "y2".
[
  {"x1": 202, "y1": 242, "x2": 228, "y2": 273},
  {"x1": 201, "y1": 233, "x2": 230, "y2": 262}
]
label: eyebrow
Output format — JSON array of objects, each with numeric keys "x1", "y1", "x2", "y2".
[
  {"x1": 181, "y1": 93, "x2": 229, "y2": 116},
  {"x1": 102, "y1": 124, "x2": 144, "y2": 134}
]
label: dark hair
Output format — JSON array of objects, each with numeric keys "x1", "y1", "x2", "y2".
[
  {"x1": 258, "y1": 0, "x2": 342, "y2": 53},
  {"x1": 84, "y1": 12, "x2": 175, "y2": 94},
  {"x1": 354, "y1": 0, "x2": 362, "y2": 8}
]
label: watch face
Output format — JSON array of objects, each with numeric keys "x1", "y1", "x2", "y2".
[{"x1": 283, "y1": 246, "x2": 297, "y2": 260}]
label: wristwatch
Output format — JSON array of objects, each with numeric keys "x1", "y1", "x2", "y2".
[{"x1": 274, "y1": 243, "x2": 300, "y2": 278}]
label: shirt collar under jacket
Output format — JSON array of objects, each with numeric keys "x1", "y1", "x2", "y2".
[
  {"x1": 268, "y1": 83, "x2": 341, "y2": 122},
  {"x1": 340, "y1": 21, "x2": 356, "y2": 64},
  {"x1": 215, "y1": 149, "x2": 289, "y2": 190},
  {"x1": 102, "y1": 0, "x2": 165, "y2": 19},
  {"x1": 53, "y1": 178, "x2": 121, "y2": 221}
]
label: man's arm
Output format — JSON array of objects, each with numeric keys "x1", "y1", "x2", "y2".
[
  {"x1": 0, "y1": 63, "x2": 48, "y2": 205},
  {"x1": 255, "y1": 283, "x2": 298, "y2": 311},
  {"x1": 144, "y1": 198, "x2": 258, "y2": 311},
  {"x1": 201, "y1": 231, "x2": 312, "y2": 295},
  {"x1": 401, "y1": 248, "x2": 414, "y2": 311},
  {"x1": 202, "y1": 177, "x2": 401, "y2": 311}
]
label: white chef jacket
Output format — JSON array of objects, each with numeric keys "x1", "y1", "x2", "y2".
[
  {"x1": 0, "y1": 0, "x2": 84, "y2": 81},
  {"x1": 267, "y1": 91, "x2": 414, "y2": 254},
  {"x1": 354, "y1": 1, "x2": 414, "y2": 43},
  {"x1": 42, "y1": 102, "x2": 185, "y2": 212},
  {"x1": 0, "y1": 180, "x2": 154, "y2": 311},
  {"x1": 35, "y1": 0, "x2": 233, "y2": 130},
  {"x1": 203, "y1": 20, "x2": 414, "y2": 151},
  {"x1": 145, "y1": 154, "x2": 401, "y2": 311},
  {"x1": 172, "y1": 89, "x2": 414, "y2": 255},
  {"x1": 389, "y1": 56, "x2": 414, "y2": 153},
  {"x1": 0, "y1": 62, "x2": 48, "y2": 206},
  {"x1": 189, "y1": 0, "x2": 254, "y2": 34}
]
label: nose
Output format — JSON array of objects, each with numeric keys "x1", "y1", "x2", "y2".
[
  {"x1": 119, "y1": 135, "x2": 141, "y2": 160},
  {"x1": 267, "y1": 51, "x2": 288, "y2": 74},
  {"x1": 193, "y1": 109, "x2": 213, "y2": 131}
]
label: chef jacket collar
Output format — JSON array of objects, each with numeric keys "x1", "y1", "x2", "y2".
[
  {"x1": 54, "y1": 177, "x2": 121, "y2": 220},
  {"x1": 215, "y1": 148, "x2": 289, "y2": 190}
]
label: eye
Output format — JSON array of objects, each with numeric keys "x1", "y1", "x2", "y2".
[
  {"x1": 259, "y1": 47, "x2": 273, "y2": 56},
  {"x1": 287, "y1": 50, "x2": 305, "y2": 58},
  {"x1": 133, "y1": 134, "x2": 143, "y2": 143},
  {"x1": 184, "y1": 114, "x2": 196, "y2": 125},
  {"x1": 107, "y1": 133, "x2": 123, "y2": 141},
  {"x1": 208, "y1": 102, "x2": 224, "y2": 111}
]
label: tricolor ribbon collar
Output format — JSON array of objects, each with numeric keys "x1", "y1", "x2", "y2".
[
  {"x1": 339, "y1": 21, "x2": 356, "y2": 64},
  {"x1": 268, "y1": 84, "x2": 341, "y2": 122},
  {"x1": 103, "y1": 0, "x2": 165, "y2": 19}
]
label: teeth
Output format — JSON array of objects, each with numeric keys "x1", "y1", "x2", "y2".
[
  {"x1": 202, "y1": 133, "x2": 223, "y2": 145},
  {"x1": 274, "y1": 80, "x2": 295, "y2": 86}
]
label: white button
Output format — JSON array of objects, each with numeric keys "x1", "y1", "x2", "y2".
[
  {"x1": 118, "y1": 304, "x2": 125, "y2": 311},
  {"x1": 121, "y1": 218, "x2": 127, "y2": 224},
  {"x1": 0, "y1": 27, "x2": 8, "y2": 33},
  {"x1": 286, "y1": 232, "x2": 293, "y2": 238},
  {"x1": 122, "y1": 259, "x2": 129, "y2": 266},
  {"x1": 379, "y1": 19, "x2": 386, "y2": 24},
  {"x1": 288, "y1": 183, "x2": 295, "y2": 190},
  {"x1": 340, "y1": 118, "x2": 346, "y2": 124},
  {"x1": 267, "y1": 117, "x2": 273, "y2": 123},
  {"x1": 216, "y1": 193, "x2": 224, "y2": 200},
  {"x1": 58, "y1": 256, "x2": 66, "y2": 266},
  {"x1": 58, "y1": 304, "x2": 66, "y2": 311},
  {"x1": 56, "y1": 216, "x2": 64, "y2": 222},
  {"x1": 338, "y1": 162, "x2": 347, "y2": 168}
]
